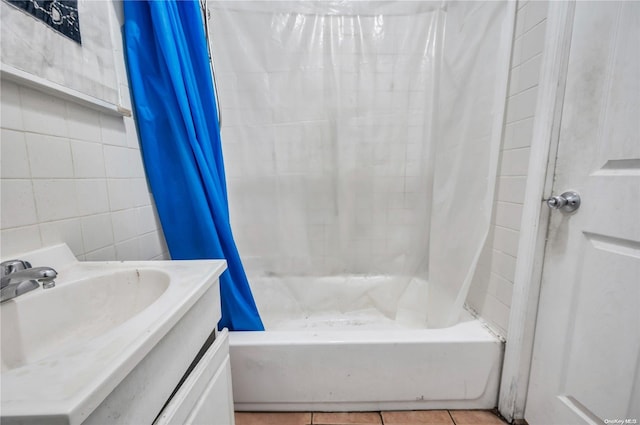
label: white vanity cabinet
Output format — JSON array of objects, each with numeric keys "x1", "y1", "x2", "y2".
[
  {"x1": 81, "y1": 281, "x2": 235, "y2": 425},
  {"x1": 154, "y1": 329, "x2": 235, "y2": 425},
  {"x1": 0, "y1": 243, "x2": 234, "y2": 425},
  {"x1": 79, "y1": 283, "x2": 235, "y2": 425}
]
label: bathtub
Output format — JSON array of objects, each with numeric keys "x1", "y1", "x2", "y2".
[{"x1": 229, "y1": 276, "x2": 504, "y2": 411}]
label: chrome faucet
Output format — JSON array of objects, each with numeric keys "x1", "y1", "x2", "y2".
[{"x1": 1, "y1": 260, "x2": 57, "y2": 302}]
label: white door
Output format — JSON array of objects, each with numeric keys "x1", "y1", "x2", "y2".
[{"x1": 526, "y1": 2, "x2": 640, "y2": 424}]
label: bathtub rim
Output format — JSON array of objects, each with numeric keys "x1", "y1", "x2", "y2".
[{"x1": 229, "y1": 310, "x2": 499, "y2": 345}]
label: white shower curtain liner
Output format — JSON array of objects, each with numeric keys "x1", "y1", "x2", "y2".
[{"x1": 209, "y1": 0, "x2": 509, "y2": 328}]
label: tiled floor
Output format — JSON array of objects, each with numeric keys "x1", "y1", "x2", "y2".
[{"x1": 235, "y1": 410, "x2": 509, "y2": 425}]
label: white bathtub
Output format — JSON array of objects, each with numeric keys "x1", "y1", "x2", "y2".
[{"x1": 230, "y1": 276, "x2": 503, "y2": 411}]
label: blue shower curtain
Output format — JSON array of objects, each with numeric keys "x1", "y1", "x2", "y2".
[{"x1": 123, "y1": 0, "x2": 264, "y2": 331}]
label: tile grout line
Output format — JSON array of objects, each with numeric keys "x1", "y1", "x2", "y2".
[
  {"x1": 447, "y1": 410, "x2": 457, "y2": 425},
  {"x1": 234, "y1": 410, "x2": 508, "y2": 425}
]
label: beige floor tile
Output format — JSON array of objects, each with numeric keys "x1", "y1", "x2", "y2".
[
  {"x1": 449, "y1": 410, "x2": 507, "y2": 425},
  {"x1": 381, "y1": 410, "x2": 454, "y2": 424},
  {"x1": 234, "y1": 412, "x2": 312, "y2": 425},
  {"x1": 313, "y1": 411, "x2": 382, "y2": 424}
]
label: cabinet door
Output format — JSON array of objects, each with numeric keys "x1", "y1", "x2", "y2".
[
  {"x1": 184, "y1": 354, "x2": 234, "y2": 425},
  {"x1": 155, "y1": 329, "x2": 235, "y2": 425}
]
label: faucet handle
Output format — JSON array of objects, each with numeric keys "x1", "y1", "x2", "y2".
[{"x1": 1, "y1": 260, "x2": 32, "y2": 277}]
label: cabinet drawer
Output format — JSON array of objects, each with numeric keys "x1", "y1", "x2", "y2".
[{"x1": 154, "y1": 329, "x2": 234, "y2": 425}]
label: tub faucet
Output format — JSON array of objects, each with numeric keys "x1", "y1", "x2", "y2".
[{"x1": 1, "y1": 260, "x2": 57, "y2": 303}]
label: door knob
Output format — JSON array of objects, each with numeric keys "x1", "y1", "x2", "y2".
[{"x1": 545, "y1": 191, "x2": 581, "y2": 213}]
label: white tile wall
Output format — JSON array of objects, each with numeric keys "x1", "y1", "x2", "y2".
[
  {"x1": 0, "y1": 80, "x2": 168, "y2": 260},
  {"x1": 20, "y1": 86, "x2": 69, "y2": 137},
  {"x1": 32, "y1": 179, "x2": 78, "y2": 222},
  {"x1": 500, "y1": 147, "x2": 531, "y2": 176},
  {"x1": 111, "y1": 209, "x2": 138, "y2": 243},
  {"x1": 1, "y1": 129, "x2": 30, "y2": 177},
  {"x1": 40, "y1": 218, "x2": 84, "y2": 256},
  {"x1": 0, "y1": 84, "x2": 169, "y2": 261},
  {"x1": 1, "y1": 225, "x2": 42, "y2": 256},
  {"x1": 0, "y1": 179, "x2": 38, "y2": 227},
  {"x1": 26, "y1": 134, "x2": 75, "y2": 178},
  {"x1": 76, "y1": 179, "x2": 110, "y2": 215},
  {"x1": 466, "y1": 0, "x2": 549, "y2": 336},
  {"x1": 497, "y1": 176, "x2": 528, "y2": 204},
  {"x1": 67, "y1": 102, "x2": 102, "y2": 143},
  {"x1": 0, "y1": 2, "x2": 168, "y2": 262},
  {"x1": 1, "y1": 81, "x2": 23, "y2": 131},
  {"x1": 80, "y1": 213, "x2": 114, "y2": 253},
  {"x1": 71, "y1": 140, "x2": 106, "y2": 178}
]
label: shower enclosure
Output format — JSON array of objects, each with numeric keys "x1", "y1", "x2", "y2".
[{"x1": 206, "y1": 0, "x2": 513, "y2": 410}]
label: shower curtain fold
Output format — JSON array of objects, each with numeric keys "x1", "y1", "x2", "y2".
[{"x1": 123, "y1": 0, "x2": 264, "y2": 331}]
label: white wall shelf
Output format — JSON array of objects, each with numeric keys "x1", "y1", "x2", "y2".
[{"x1": 1, "y1": 63, "x2": 131, "y2": 118}]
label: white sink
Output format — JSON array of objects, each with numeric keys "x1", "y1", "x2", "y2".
[
  {"x1": 0, "y1": 244, "x2": 226, "y2": 425},
  {"x1": 1, "y1": 269, "x2": 170, "y2": 371}
]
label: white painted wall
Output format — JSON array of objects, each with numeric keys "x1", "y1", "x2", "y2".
[
  {"x1": 466, "y1": 0, "x2": 549, "y2": 336},
  {"x1": 0, "y1": 1, "x2": 168, "y2": 261}
]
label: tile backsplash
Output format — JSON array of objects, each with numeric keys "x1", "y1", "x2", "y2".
[
  {"x1": 0, "y1": 0, "x2": 168, "y2": 261},
  {"x1": 0, "y1": 82, "x2": 168, "y2": 261}
]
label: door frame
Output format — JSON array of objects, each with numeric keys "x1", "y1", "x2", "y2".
[{"x1": 497, "y1": 1, "x2": 576, "y2": 422}]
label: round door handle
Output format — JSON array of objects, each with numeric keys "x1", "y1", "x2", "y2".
[{"x1": 545, "y1": 191, "x2": 580, "y2": 213}]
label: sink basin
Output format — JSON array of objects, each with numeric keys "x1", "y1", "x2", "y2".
[
  {"x1": 0, "y1": 244, "x2": 226, "y2": 425},
  {"x1": 1, "y1": 269, "x2": 170, "y2": 371}
]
